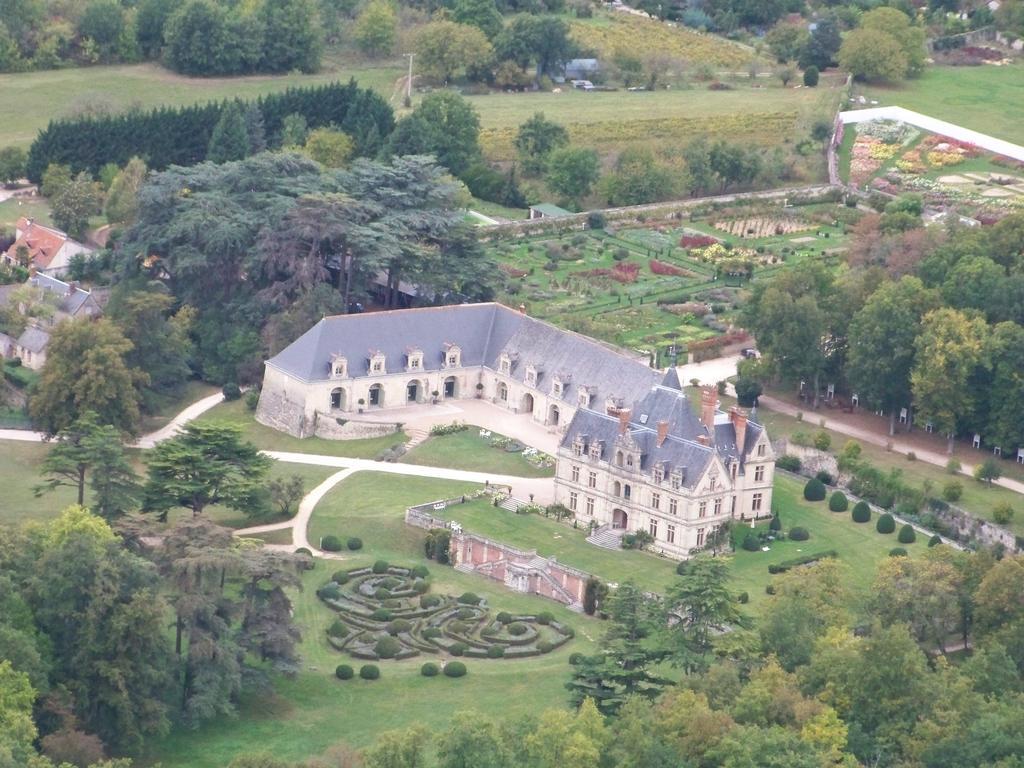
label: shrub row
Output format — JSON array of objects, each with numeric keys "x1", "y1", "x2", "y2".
[{"x1": 767, "y1": 550, "x2": 838, "y2": 574}]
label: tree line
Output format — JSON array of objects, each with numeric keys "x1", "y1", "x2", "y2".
[
  {"x1": 740, "y1": 207, "x2": 1024, "y2": 456},
  {"x1": 25, "y1": 80, "x2": 394, "y2": 181}
]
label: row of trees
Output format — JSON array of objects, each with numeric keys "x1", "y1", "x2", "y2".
[
  {"x1": 0, "y1": 0, "x2": 325, "y2": 74},
  {"x1": 742, "y1": 209, "x2": 1024, "y2": 453}
]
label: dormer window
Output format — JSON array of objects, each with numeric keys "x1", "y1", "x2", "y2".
[
  {"x1": 589, "y1": 441, "x2": 602, "y2": 460},
  {"x1": 406, "y1": 347, "x2": 423, "y2": 371},
  {"x1": 653, "y1": 465, "x2": 664, "y2": 483},
  {"x1": 330, "y1": 354, "x2": 348, "y2": 379},
  {"x1": 443, "y1": 343, "x2": 461, "y2": 368},
  {"x1": 578, "y1": 387, "x2": 591, "y2": 409},
  {"x1": 572, "y1": 437, "x2": 585, "y2": 457},
  {"x1": 525, "y1": 365, "x2": 538, "y2": 387},
  {"x1": 499, "y1": 354, "x2": 511, "y2": 375},
  {"x1": 368, "y1": 350, "x2": 386, "y2": 375},
  {"x1": 671, "y1": 469, "x2": 683, "y2": 490},
  {"x1": 552, "y1": 378, "x2": 564, "y2": 397}
]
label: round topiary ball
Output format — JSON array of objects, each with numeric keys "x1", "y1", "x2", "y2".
[
  {"x1": 421, "y1": 662, "x2": 440, "y2": 677},
  {"x1": 486, "y1": 645, "x2": 505, "y2": 658},
  {"x1": 423, "y1": 627, "x2": 442, "y2": 640},
  {"x1": 804, "y1": 478, "x2": 827, "y2": 501},
  {"x1": 370, "y1": 609, "x2": 392, "y2": 622},
  {"x1": 877, "y1": 513, "x2": 896, "y2": 534},
  {"x1": 738, "y1": 591, "x2": 749, "y2": 604},
  {"x1": 789, "y1": 526, "x2": 809, "y2": 541},
  {"x1": 536, "y1": 612, "x2": 554, "y2": 625},
  {"x1": 359, "y1": 664, "x2": 380, "y2": 680},
  {"x1": 496, "y1": 611, "x2": 512, "y2": 624},
  {"x1": 372, "y1": 560, "x2": 389, "y2": 574},
  {"x1": 444, "y1": 661, "x2": 467, "y2": 678},
  {"x1": 347, "y1": 537, "x2": 363, "y2": 551},
  {"x1": 769, "y1": 515, "x2": 782, "y2": 531},
  {"x1": 421, "y1": 595, "x2": 441, "y2": 609},
  {"x1": 897, "y1": 524, "x2": 916, "y2": 544},
  {"x1": 568, "y1": 652, "x2": 584, "y2": 665},
  {"x1": 852, "y1": 501, "x2": 871, "y2": 523},
  {"x1": 331, "y1": 570, "x2": 349, "y2": 584},
  {"x1": 457, "y1": 592, "x2": 481, "y2": 605},
  {"x1": 222, "y1": 382, "x2": 242, "y2": 401},
  {"x1": 928, "y1": 534, "x2": 942, "y2": 547},
  {"x1": 742, "y1": 533, "x2": 760, "y2": 552},
  {"x1": 374, "y1": 588, "x2": 391, "y2": 601},
  {"x1": 335, "y1": 664, "x2": 354, "y2": 680},
  {"x1": 828, "y1": 492, "x2": 848, "y2": 512},
  {"x1": 387, "y1": 619, "x2": 412, "y2": 636},
  {"x1": 889, "y1": 547, "x2": 908, "y2": 557},
  {"x1": 449, "y1": 642, "x2": 468, "y2": 656},
  {"x1": 411, "y1": 565, "x2": 429, "y2": 578},
  {"x1": 508, "y1": 622, "x2": 528, "y2": 636},
  {"x1": 321, "y1": 535, "x2": 342, "y2": 552},
  {"x1": 328, "y1": 619, "x2": 348, "y2": 638},
  {"x1": 375, "y1": 636, "x2": 401, "y2": 659}
]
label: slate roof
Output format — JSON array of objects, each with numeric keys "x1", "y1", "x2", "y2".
[
  {"x1": 27, "y1": 273, "x2": 95, "y2": 316},
  {"x1": 559, "y1": 383, "x2": 765, "y2": 489},
  {"x1": 17, "y1": 326, "x2": 50, "y2": 353},
  {"x1": 266, "y1": 303, "x2": 662, "y2": 408},
  {"x1": 529, "y1": 203, "x2": 573, "y2": 218}
]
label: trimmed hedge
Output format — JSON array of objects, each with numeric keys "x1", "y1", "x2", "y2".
[
  {"x1": 928, "y1": 534, "x2": 942, "y2": 547},
  {"x1": 359, "y1": 664, "x2": 381, "y2": 680},
  {"x1": 496, "y1": 612, "x2": 512, "y2": 624},
  {"x1": 335, "y1": 664, "x2": 354, "y2": 680},
  {"x1": 457, "y1": 592, "x2": 482, "y2": 605},
  {"x1": 804, "y1": 478, "x2": 827, "y2": 502},
  {"x1": 449, "y1": 642, "x2": 468, "y2": 656},
  {"x1": 444, "y1": 661, "x2": 467, "y2": 678},
  {"x1": 742, "y1": 533, "x2": 761, "y2": 552},
  {"x1": 410, "y1": 565, "x2": 429, "y2": 578},
  {"x1": 897, "y1": 524, "x2": 916, "y2": 544},
  {"x1": 828, "y1": 492, "x2": 848, "y2": 512},
  {"x1": 347, "y1": 538, "x2": 363, "y2": 551},
  {"x1": 789, "y1": 526, "x2": 809, "y2": 541},
  {"x1": 375, "y1": 637, "x2": 401, "y2": 659},
  {"x1": 321, "y1": 535, "x2": 343, "y2": 552},
  {"x1": 508, "y1": 623, "x2": 528, "y2": 636},
  {"x1": 769, "y1": 515, "x2": 782, "y2": 531},
  {"x1": 372, "y1": 560, "x2": 389, "y2": 574},
  {"x1": 486, "y1": 645, "x2": 506, "y2": 658},
  {"x1": 537, "y1": 612, "x2": 554, "y2": 625},
  {"x1": 568, "y1": 652, "x2": 584, "y2": 665},
  {"x1": 386, "y1": 619, "x2": 412, "y2": 635},
  {"x1": 328, "y1": 620, "x2": 348, "y2": 638},
  {"x1": 421, "y1": 662, "x2": 440, "y2": 677},
  {"x1": 776, "y1": 454, "x2": 801, "y2": 472},
  {"x1": 889, "y1": 547, "x2": 908, "y2": 557},
  {"x1": 331, "y1": 570, "x2": 350, "y2": 585},
  {"x1": 767, "y1": 550, "x2": 837, "y2": 574},
  {"x1": 877, "y1": 514, "x2": 896, "y2": 534},
  {"x1": 852, "y1": 501, "x2": 871, "y2": 523}
]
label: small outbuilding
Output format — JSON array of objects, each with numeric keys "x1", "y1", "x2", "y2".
[{"x1": 528, "y1": 203, "x2": 573, "y2": 220}]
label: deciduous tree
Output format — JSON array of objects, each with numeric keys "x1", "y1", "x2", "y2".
[
  {"x1": 414, "y1": 20, "x2": 493, "y2": 83},
  {"x1": 545, "y1": 147, "x2": 599, "y2": 207}
]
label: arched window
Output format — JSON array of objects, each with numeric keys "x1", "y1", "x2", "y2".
[
  {"x1": 624, "y1": 484, "x2": 632, "y2": 499},
  {"x1": 613, "y1": 481, "x2": 621, "y2": 497},
  {"x1": 615, "y1": 451, "x2": 624, "y2": 467}
]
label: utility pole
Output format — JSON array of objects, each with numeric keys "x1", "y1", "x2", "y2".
[{"x1": 403, "y1": 53, "x2": 414, "y2": 109}]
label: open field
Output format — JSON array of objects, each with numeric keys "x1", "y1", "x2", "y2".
[
  {"x1": 402, "y1": 426, "x2": 555, "y2": 478},
  {"x1": 0, "y1": 439, "x2": 77, "y2": 525},
  {"x1": 0, "y1": 197, "x2": 52, "y2": 230},
  {"x1": 197, "y1": 399, "x2": 408, "y2": 459},
  {"x1": 859, "y1": 65, "x2": 1024, "y2": 145},
  {"x1": 137, "y1": 380, "x2": 221, "y2": 434},
  {"x1": 0, "y1": 59, "x2": 403, "y2": 149}
]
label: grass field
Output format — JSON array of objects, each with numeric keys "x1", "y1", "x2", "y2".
[
  {"x1": 0, "y1": 439, "x2": 77, "y2": 525},
  {"x1": 859, "y1": 64, "x2": 1024, "y2": 145},
  {"x1": 196, "y1": 399, "x2": 408, "y2": 459},
  {"x1": 0, "y1": 59, "x2": 403, "y2": 149},
  {"x1": 0, "y1": 197, "x2": 52, "y2": 230},
  {"x1": 402, "y1": 427, "x2": 555, "y2": 478},
  {"x1": 137, "y1": 380, "x2": 221, "y2": 434}
]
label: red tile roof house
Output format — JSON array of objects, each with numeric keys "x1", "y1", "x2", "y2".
[{"x1": 2, "y1": 218, "x2": 95, "y2": 277}]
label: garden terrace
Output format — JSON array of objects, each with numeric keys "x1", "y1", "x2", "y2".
[{"x1": 318, "y1": 565, "x2": 573, "y2": 661}]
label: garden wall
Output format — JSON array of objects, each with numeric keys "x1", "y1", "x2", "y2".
[{"x1": 312, "y1": 412, "x2": 401, "y2": 441}]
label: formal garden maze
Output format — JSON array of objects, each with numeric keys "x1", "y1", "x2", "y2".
[{"x1": 317, "y1": 563, "x2": 574, "y2": 661}]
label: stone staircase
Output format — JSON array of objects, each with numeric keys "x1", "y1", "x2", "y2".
[
  {"x1": 404, "y1": 425, "x2": 431, "y2": 450},
  {"x1": 586, "y1": 525, "x2": 624, "y2": 551},
  {"x1": 454, "y1": 563, "x2": 475, "y2": 574},
  {"x1": 498, "y1": 496, "x2": 522, "y2": 513}
]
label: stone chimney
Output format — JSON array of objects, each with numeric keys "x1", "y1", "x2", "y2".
[
  {"x1": 730, "y1": 407, "x2": 748, "y2": 455},
  {"x1": 701, "y1": 387, "x2": 716, "y2": 431},
  {"x1": 618, "y1": 408, "x2": 632, "y2": 435},
  {"x1": 656, "y1": 420, "x2": 669, "y2": 447},
  {"x1": 697, "y1": 434, "x2": 710, "y2": 446}
]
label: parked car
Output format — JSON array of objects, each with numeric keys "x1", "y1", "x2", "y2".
[{"x1": 741, "y1": 348, "x2": 761, "y2": 359}]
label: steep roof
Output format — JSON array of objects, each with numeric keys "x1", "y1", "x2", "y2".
[
  {"x1": 17, "y1": 326, "x2": 50, "y2": 353},
  {"x1": 27, "y1": 273, "x2": 95, "y2": 316},
  {"x1": 7, "y1": 218, "x2": 69, "y2": 271},
  {"x1": 266, "y1": 303, "x2": 662, "y2": 408}
]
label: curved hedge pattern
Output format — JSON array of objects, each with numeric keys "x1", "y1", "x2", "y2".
[{"x1": 317, "y1": 565, "x2": 573, "y2": 662}]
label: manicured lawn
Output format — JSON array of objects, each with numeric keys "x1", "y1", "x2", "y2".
[
  {"x1": 860, "y1": 64, "x2": 1024, "y2": 145},
  {"x1": 402, "y1": 426, "x2": 555, "y2": 478},
  {"x1": 729, "y1": 473, "x2": 924, "y2": 612},
  {"x1": 0, "y1": 197, "x2": 52, "y2": 230},
  {"x1": 0, "y1": 59, "x2": 403, "y2": 148},
  {"x1": 138, "y1": 380, "x2": 221, "y2": 434},
  {"x1": 437, "y1": 498, "x2": 678, "y2": 594},
  {"x1": 0, "y1": 439, "x2": 77, "y2": 525},
  {"x1": 196, "y1": 399, "x2": 408, "y2": 459},
  {"x1": 149, "y1": 472, "x2": 601, "y2": 768}
]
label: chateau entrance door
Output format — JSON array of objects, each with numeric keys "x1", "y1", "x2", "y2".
[
  {"x1": 369, "y1": 384, "x2": 383, "y2": 407},
  {"x1": 444, "y1": 376, "x2": 457, "y2": 399},
  {"x1": 612, "y1": 509, "x2": 628, "y2": 529},
  {"x1": 407, "y1": 382, "x2": 419, "y2": 403}
]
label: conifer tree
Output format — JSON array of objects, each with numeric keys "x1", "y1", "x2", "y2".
[{"x1": 206, "y1": 102, "x2": 249, "y2": 164}]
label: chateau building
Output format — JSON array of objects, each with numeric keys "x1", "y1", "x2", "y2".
[{"x1": 257, "y1": 302, "x2": 774, "y2": 559}]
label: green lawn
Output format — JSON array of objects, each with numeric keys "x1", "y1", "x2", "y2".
[
  {"x1": 729, "y1": 473, "x2": 924, "y2": 612},
  {"x1": 0, "y1": 197, "x2": 52, "y2": 230},
  {"x1": 196, "y1": 399, "x2": 407, "y2": 459},
  {"x1": 149, "y1": 473, "x2": 600, "y2": 768},
  {"x1": 859, "y1": 64, "x2": 1024, "y2": 145},
  {"x1": 0, "y1": 439, "x2": 78, "y2": 525},
  {"x1": 138, "y1": 380, "x2": 221, "y2": 435},
  {"x1": 402, "y1": 427, "x2": 555, "y2": 478},
  {"x1": 0, "y1": 59, "x2": 403, "y2": 149}
]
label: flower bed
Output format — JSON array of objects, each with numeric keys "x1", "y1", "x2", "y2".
[
  {"x1": 576, "y1": 261, "x2": 640, "y2": 283},
  {"x1": 679, "y1": 234, "x2": 718, "y2": 248},
  {"x1": 649, "y1": 259, "x2": 693, "y2": 277},
  {"x1": 712, "y1": 216, "x2": 815, "y2": 239},
  {"x1": 318, "y1": 566, "x2": 573, "y2": 661}
]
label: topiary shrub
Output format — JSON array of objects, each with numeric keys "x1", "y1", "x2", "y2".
[
  {"x1": 372, "y1": 560, "x2": 389, "y2": 574},
  {"x1": 765, "y1": 584, "x2": 776, "y2": 595},
  {"x1": 738, "y1": 591, "x2": 749, "y2": 604},
  {"x1": 359, "y1": 664, "x2": 380, "y2": 680},
  {"x1": 789, "y1": 526, "x2": 809, "y2": 541},
  {"x1": 942, "y1": 480, "x2": 963, "y2": 502},
  {"x1": 742, "y1": 533, "x2": 761, "y2": 552},
  {"x1": 828, "y1": 492, "x2": 848, "y2": 512},
  {"x1": 486, "y1": 645, "x2": 505, "y2": 658},
  {"x1": 928, "y1": 534, "x2": 942, "y2": 547},
  {"x1": 335, "y1": 664, "x2": 354, "y2": 680},
  {"x1": 222, "y1": 382, "x2": 242, "y2": 401},
  {"x1": 420, "y1": 595, "x2": 441, "y2": 609},
  {"x1": 370, "y1": 609, "x2": 392, "y2": 622},
  {"x1": 804, "y1": 478, "x2": 827, "y2": 502},
  {"x1": 375, "y1": 637, "x2": 402, "y2": 659},
  {"x1": 852, "y1": 502, "x2": 871, "y2": 523},
  {"x1": 889, "y1": 547, "x2": 908, "y2": 557},
  {"x1": 374, "y1": 588, "x2": 391, "y2": 601},
  {"x1": 897, "y1": 524, "x2": 916, "y2": 544},
  {"x1": 321, "y1": 535, "x2": 343, "y2": 552},
  {"x1": 421, "y1": 662, "x2": 440, "y2": 677},
  {"x1": 413, "y1": 580, "x2": 430, "y2": 594},
  {"x1": 537, "y1": 612, "x2": 554, "y2": 625},
  {"x1": 318, "y1": 583, "x2": 341, "y2": 600},
  {"x1": 331, "y1": 570, "x2": 349, "y2": 584},
  {"x1": 410, "y1": 565, "x2": 429, "y2": 578},
  {"x1": 776, "y1": 454, "x2": 802, "y2": 472},
  {"x1": 507, "y1": 622, "x2": 528, "y2": 636},
  {"x1": 815, "y1": 470, "x2": 834, "y2": 486},
  {"x1": 444, "y1": 661, "x2": 467, "y2": 678},
  {"x1": 496, "y1": 611, "x2": 512, "y2": 624},
  {"x1": 456, "y1": 607, "x2": 476, "y2": 620},
  {"x1": 568, "y1": 652, "x2": 584, "y2": 665},
  {"x1": 769, "y1": 515, "x2": 782, "y2": 531},
  {"x1": 347, "y1": 537, "x2": 363, "y2": 551},
  {"x1": 537, "y1": 640, "x2": 554, "y2": 653},
  {"x1": 328, "y1": 619, "x2": 348, "y2": 638},
  {"x1": 457, "y1": 592, "x2": 481, "y2": 605},
  {"x1": 876, "y1": 513, "x2": 896, "y2": 534},
  {"x1": 423, "y1": 627, "x2": 442, "y2": 640},
  {"x1": 387, "y1": 619, "x2": 412, "y2": 635},
  {"x1": 803, "y1": 65, "x2": 819, "y2": 87},
  {"x1": 449, "y1": 642, "x2": 468, "y2": 656}
]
